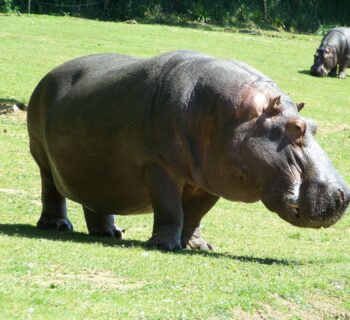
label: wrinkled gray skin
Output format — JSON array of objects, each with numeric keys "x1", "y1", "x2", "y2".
[
  {"x1": 28, "y1": 51, "x2": 350, "y2": 251},
  {"x1": 310, "y1": 27, "x2": 350, "y2": 79}
]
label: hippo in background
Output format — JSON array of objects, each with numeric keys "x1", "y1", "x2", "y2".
[
  {"x1": 310, "y1": 27, "x2": 350, "y2": 79},
  {"x1": 27, "y1": 51, "x2": 350, "y2": 251}
]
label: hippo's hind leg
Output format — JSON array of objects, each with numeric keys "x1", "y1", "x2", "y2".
[
  {"x1": 30, "y1": 138, "x2": 73, "y2": 231},
  {"x1": 83, "y1": 207, "x2": 124, "y2": 238},
  {"x1": 144, "y1": 165, "x2": 184, "y2": 251},
  {"x1": 37, "y1": 170, "x2": 73, "y2": 231},
  {"x1": 181, "y1": 187, "x2": 219, "y2": 250}
]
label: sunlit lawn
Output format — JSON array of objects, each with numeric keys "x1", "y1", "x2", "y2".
[{"x1": 0, "y1": 14, "x2": 349, "y2": 319}]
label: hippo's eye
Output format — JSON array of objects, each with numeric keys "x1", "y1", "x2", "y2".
[{"x1": 269, "y1": 126, "x2": 283, "y2": 141}]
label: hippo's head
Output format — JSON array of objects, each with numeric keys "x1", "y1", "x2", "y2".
[
  {"x1": 310, "y1": 46, "x2": 337, "y2": 77},
  {"x1": 234, "y1": 96, "x2": 349, "y2": 228}
]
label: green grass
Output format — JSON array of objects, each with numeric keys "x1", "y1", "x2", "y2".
[{"x1": 0, "y1": 14, "x2": 349, "y2": 319}]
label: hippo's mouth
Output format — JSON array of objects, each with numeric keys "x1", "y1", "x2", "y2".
[
  {"x1": 310, "y1": 64, "x2": 329, "y2": 77},
  {"x1": 286, "y1": 203, "x2": 306, "y2": 226},
  {"x1": 279, "y1": 200, "x2": 305, "y2": 227},
  {"x1": 279, "y1": 178, "x2": 349, "y2": 229},
  {"x1": 278, "y1": 200, "x2": 326, "y2": 228},
  {"x1": 287, "y1": 203, "x2": 300, "y2": 217},
  {"x1": 283, "y1": 164, "x2": 303, "y2": 222},
  {"x1": 282, "y1": 191, "x2": 336, "y2": 229}
]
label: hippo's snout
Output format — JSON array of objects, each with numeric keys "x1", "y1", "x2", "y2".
[
  {"x1": 310, "y1": 64, "x2": 328, "y2": 77},
  {"x1": 298, "y1": 179, "x2": 350, "y2": 228}
]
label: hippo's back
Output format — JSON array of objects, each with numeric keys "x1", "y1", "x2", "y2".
[
  {"x1": 324, "y1": 27, "x2": 350, "y2": 42},
  {"x1": 333, "y1": 27, "x2": 350, "y2": 36},
  {"x1": 27, "y1": 51, "x2": 282, "y2": 213},
  {"x1": 27, "y1": 54, "x2": 140, "y2": 136}
]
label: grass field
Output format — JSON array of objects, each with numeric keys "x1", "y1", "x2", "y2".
[{"x1": 0, "y1": 14, "x2": 349, "y2": 320}]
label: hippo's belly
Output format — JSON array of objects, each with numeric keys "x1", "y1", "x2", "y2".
[
  {"x1": 50, "y1": 153, "x2": 153, "y2": 214},
  {"x1": 45, "y1": 121, "x2": 153, "y2": 215}
]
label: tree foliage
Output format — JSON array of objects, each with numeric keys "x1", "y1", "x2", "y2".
[{"x1": 1, "y1": 0, "x2": 349, "y2": 32}]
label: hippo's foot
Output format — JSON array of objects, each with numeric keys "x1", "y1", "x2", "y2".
[
  {"x1": 339, "y1": 72, "x2": 346, "y2": 79},
  {"x1": 181, "y1": 227, "x2": 213, "y2": 251},
  {"x1": 183, "y1": 235, "x2": 213, "y2": 251},
  {"x1": 89, "y1": 226, "x2": 124, "y2": 239},
  {"x1": 83, "y1": 208, "x2": 123, "y2": 239},
  {"x1": 329, "y1": 68, "x2": 337, "y2": 77},
  {"x1": 37, "y1": 217, "x2": 73, "y2": 231},
  {"x1": 145, "y1": 229, "x2": 182, "y2": 251}
]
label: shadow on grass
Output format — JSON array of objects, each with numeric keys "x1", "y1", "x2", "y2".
[
  {"x1": 0, "y1": 223, "x2": 298, "y2": 266},
  {"x1": 175, "y1": 250, "x2": 299, "y2": 265},
  {"x1": 297, "y1": 70, "x2": 349, "y2": 78},
  {"x1": 298, "y1": 69, "x2": 312, "y2": 76}
]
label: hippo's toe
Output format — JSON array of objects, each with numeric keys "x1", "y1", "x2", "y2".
[
  {"x1": 145, "y1": 232, "x2": 182, "y2": 251},
  {"x1": 89, "y1": 226, "x2": 124, "y2": 239},
  {"x1": 339, "y1": 72, "x2": 346, "y2": 79},
  {"x1": 184, "y1": 235, "x2": 214, "y2": 251},
  {"x1": 37, "y1": 217, "x2": 73, "y2": 231},
  {"x1": 181, "y1": 226, "x2": 213, "y2": 251}
]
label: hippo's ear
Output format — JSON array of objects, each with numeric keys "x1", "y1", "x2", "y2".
[
  {"x1": 324, "y1": 47, "x2": 335, "y2": 57},
  {"x1": 264, "y1": 95, "x2": 282, "y2": 116},
  {"x1": 296, "y1": 102, "x2": 305, "y2": 112},
  {"x1": 285, "y1": 117, "x2": 306, "y2": 143}
]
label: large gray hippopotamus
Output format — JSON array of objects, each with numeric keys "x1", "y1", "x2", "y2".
[
  {"x1": 310, "y1": 27, "x2": 350, "y2": 79},
  {"x1": 28, "y1": 51, "x2": 350, "y2": 251}
]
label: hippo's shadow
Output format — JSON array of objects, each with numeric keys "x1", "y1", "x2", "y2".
[
  {"x1": 0, "y1": 223, "x2": 298, "y2": 266},
  {"x1": 298, "y1": 69, "x2": 311, "y2": 76},
  {"x1": 297, "y1": 69, "x2": 349, "y2": 78}
]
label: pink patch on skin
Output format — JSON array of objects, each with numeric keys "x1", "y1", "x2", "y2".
[
  {"x1": 252, "y1": 93, "x2": 268, "y2": 116},
  {"x1": 235, "y1": 84, "x2": 270, "y2": 120}
]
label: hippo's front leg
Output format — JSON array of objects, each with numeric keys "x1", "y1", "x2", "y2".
[
  {"x1": 83, "y1": 208, "x2": 124, "y2": 238},
  {"x1": 329, "y1": 66, "x2": 338, "y2": 77},
  {"x1": 338, "y1": 61, "x2": 348, "y2": 79},
  {"x1": 144, "y1": 165, "x2": 184, "y2": 251},
  {"x1": 181, "y1": 189, "x2": 219, "y2": 250}
]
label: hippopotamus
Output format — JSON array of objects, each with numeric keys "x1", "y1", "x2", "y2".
[
  {"x1": 310, "y1": 27, "x2": 350, "y2": 79},
  {"x1": 27, "y1": 51, "x2": 350, "y2": 251}
]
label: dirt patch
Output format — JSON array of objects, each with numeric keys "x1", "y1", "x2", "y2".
[
  {"x1": 231, "y1": 294, "x2": 349, "y2": 320},
  {"x1": 318, "y1": 122, "x2": 350, "y2": 134},
  {"x1": 308, "y1": 293, "x2": 350, "y2": 319},
  {"x1": 0, "y1": 110, "x2": 27, "y2": 123},
  {"x1": 0, "y1": 102, "x2": 27, "y2": 112},
  {"x1": 0, "y1": 103, "x2": 27, "y2": 123},
  {"x1": 28, "y1": 270, "x2": 147, "y2": 290},
  {"x1": 231, "y1": 308, "x2": 262, "y2": 319}
]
